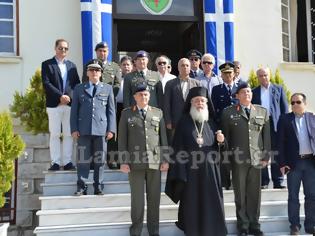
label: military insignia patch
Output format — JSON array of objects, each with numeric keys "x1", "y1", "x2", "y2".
[{"x1": 140, "y1": 0, "x2": 173, "y2": 15}]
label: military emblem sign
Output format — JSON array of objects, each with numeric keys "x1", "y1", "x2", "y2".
[{"x1": 140, "y1": 0, "x2": 173, "y2": 15}]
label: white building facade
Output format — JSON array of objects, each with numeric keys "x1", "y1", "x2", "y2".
[{"x1": 0, "y1": 0, "x2": 314, "y2": 111}]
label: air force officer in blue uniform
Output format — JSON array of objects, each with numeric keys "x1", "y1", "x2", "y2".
[{"x1": 71, "y1": 62, "x2": 116, "y2": 195}]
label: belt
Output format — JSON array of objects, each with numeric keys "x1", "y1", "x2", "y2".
[{"x1": 299, "y1": 154, "x2": 314, "y2": 159}]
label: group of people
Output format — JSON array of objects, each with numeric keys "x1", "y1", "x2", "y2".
[{"x1": 41, "y1": 38, "x2": 315, "y2": 236}]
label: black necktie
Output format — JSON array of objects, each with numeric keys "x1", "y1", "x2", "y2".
[
  {"x1": 92, "y1": 84, "x2": 97, "y2": 97},
  {"x1": 227, "y1": 85, "x2": 232, "y2": 96},
  {"x1": 193, "y1": 71, "x2": 197, "y2": 78},
  {"x1": 140, "y1": 109, "x2": 146, "y2": 119},
  {"x1": 245, "y1": 107, "x2": 250, "y2": 118},
  {"x1": 139, "y1": 71, "x2": 144, "y2": 78}
]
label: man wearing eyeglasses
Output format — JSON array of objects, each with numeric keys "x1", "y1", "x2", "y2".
[
  {"x1": 42, "y1": 39, "x2": 80, "y2": 171},
  {"x1": 155, "y1": 55, "x2": 176, "y2": 110},
  {"x1": 252, "y1": 67, "x2": 288, "y2": 189},
  {"x1": 187, "y1": 49, "x2": 203, "y2": 78},
  {"x1": 277, "y1": 93, "x2": 315, "y2": 235},
  {"x1": 70, "y1": 62, "x2": 116, "y2": 195},
  {"x1": 197, "y1": 53, "x2": 222, "y2": 96}
]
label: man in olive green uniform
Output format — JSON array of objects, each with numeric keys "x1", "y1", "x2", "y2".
[
  {"x1": 221, "y1": 83, "x2": 271, "y2": 236},
  {"x1": 118, "y1": 83, "x2": 169, "y2": 236},
  {"x1": 82, "y1": 42, "x2": 120, "y2": 96},
  {"x1": 123, "y1": 50, "x2": 160, "y2": 108}
]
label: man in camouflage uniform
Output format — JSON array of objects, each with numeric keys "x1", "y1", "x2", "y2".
[
  {"x1": 221, "y1": 83, "x2": 271, "y2": 236},
  {"x1": 82, "y1": 42, "x2": 120, "y2": 96},
  {"x1": 119, "y1": 82, "x2": 169, "y2": 236}
]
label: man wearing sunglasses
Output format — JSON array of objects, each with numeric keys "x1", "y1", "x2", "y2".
[
  {"x1": 187, "y1": 49, "x2": 203, "y2": 78},
  {"x1": 197, "y1": 53, "x2": 222, "y2": 96},
  {"x1": 252, "y1": 67, "x2": 288, "y2": 189},
  {"x1": 70, "y1": 62, "x2": 116, "y2": 195},
  {"x1": 42, "y1": 39, "x2": 80, "y2": 171},
  {"x1": 277, "y1": 93, "x2": 315, "y2": 235}
]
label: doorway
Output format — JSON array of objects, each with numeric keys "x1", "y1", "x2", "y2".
[{"x1": 113, "y1": 19, "x2": 203, "y2": 75}]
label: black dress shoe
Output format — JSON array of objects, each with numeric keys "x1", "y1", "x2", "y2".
[
  {"x1": 238, "y1": 229, "x2": 248, "y2": 236},
  {"x1": 63, "y1": 162, "x2": 76, "y2": 170},
  {"x1": 261, "y1": 185, "x2": 268, "y2": 189},
  {"x1": 75, "y1": 180, "x2": 87, "y2": 196},
  {"x1": 305, "y1": 226, "x2": 315, "y2": 235},
  {"x1": 290, "y1": 226, "x2": 299, "y2": 235},
  {"x1": 48, "y1": 163, "x2": 60, "y2": 171},
  {"x1": 249, "y1": 228, "x2": 264, "y2": 236},
  {"x1": 94, "y1": 188, "x2": 103, "y2": 195},
  {"x1": 274, "y1": 185, "x2": 286, "y2": 189}
]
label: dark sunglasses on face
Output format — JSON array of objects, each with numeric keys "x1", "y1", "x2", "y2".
[
  {"x1": 88, "y1": 68, "x2": 101, "y2": 72},
  {"x1": 58, "y1": 47, "x2": 69, "y2": 51},
  {"x1": 189, "y1": 57, "x2": 200, "y2": 61},
  {"x1": 202, "y1": 61, "x2": 213, "y2": 65},
  {"x1": 158, "y1": 61, "x2": 167, "y2": 66},
  {"x1": 291, "y1": 100, "x2": 302, "y2": 105}
]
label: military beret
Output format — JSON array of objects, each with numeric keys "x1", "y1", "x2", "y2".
[
  {"x1": 187, "y1": 49, "x2": 202, "y2": 59},
  {"x1": 235, "y1": 82, "x2": 250, "y2": 94},
  {"x1": 219, "y1": 62, "x2": 235, "y2": 73},
  {"x1": 133, "y1": 81, "x2": 149, "y2": 95},
  {"x1": 135, "y1": 50, "x2": 149, "y2": 59},
  {"x1": 95, "y1": 42, "x2": 108, "y2": 51}
]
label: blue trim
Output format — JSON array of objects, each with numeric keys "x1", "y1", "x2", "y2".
[
  {"x1": 80, "y1": 0, "x2": 91, "y2": 3},
  {"x1": 223, "y1": 0, "x2": 233, "y2": 14},
  {"x1": 81, "y1": 11, "x2": 93, "y2": 64},
  {"x1": 224, "y1": 22, "x2": 234, "y2": 62},
  {"x1": 101, "y1": 0, "x2": 112, "y2": 4},
  {"x1": 101, "y1": 12, "x2": 112, "y2": 61},
  {"x1": 205, "y1": 21, "x2": 218, "y2": 74},
  {"x1": 204, "y1": 0, "x2": 215, "y2": 13}
]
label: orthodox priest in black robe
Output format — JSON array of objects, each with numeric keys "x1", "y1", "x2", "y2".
[{"x1": 165, "y1": 87, "x2": 227, "y2": 236}]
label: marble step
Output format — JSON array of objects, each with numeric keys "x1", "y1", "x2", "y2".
[
  {"x1": 36, "y1": 200, "x2": 304, "y2": 227},
  {"x1": 42, "y1": 180, "x2": 167, "y2": 196},
  {"x1": 43, "y1": 170, "x2": 128, "y2": 183},
  {"x1": 34, "y1": 216, "x2": 306, "y2": 236},
  {"x1": 38, "y1": 189, "x2": 302, "y2": 210}
]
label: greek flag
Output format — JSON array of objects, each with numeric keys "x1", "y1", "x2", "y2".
[
  {"x1": 80, "y1": 0, "x2": 112, "y2": 64},
  {"x1": 204, "y1": 0, "x2": 234, "y2": 74}
]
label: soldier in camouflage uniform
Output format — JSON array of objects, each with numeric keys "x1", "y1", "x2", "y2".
[
  {"x1": 119, "y1": 82, "x2": 169, "y2": 236},
  {"x1": 123, "y1": 50, "x2": 160, "y2": 109},
  {"x1": 82, "y1": 42, "x2": 120, "y2": 96},
  {"x1": 221, "y1": 83, "x2": 271, "y2": 236}
]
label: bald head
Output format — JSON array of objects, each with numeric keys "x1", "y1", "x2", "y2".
[{"x1": 178, "y1": 58, "x2": 191, "y2": 79}]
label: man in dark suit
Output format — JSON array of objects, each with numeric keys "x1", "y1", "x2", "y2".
[
  {"x1": 221, "y1": 83, "x2": 270, "y2": 236},
  {"x1": 123, "y1": 50, "x2": 160, "y2": 109},
  {"x1": 277, "y1": 93, "x2": 315, "y2": 235},
  {"x1": 252, "y1": 67, "x2": 288, "y2": 189},
  {"x1": 82, "y1": 42, "x2": 120, "y2": 96},
  {"x1": 119, "y1": 83, "x2": 169, "y2": 236},
  {"x1": 70, "y1": 62, "x2": 116, "y2": 195},
  {"x1": 41, "y1": 39, "x2": 80, "y2": 171},
  {"x1": 211, "y1": 62, "x2": 242, "y2": 190},
  {"x1": 163, "y1": 58, "x2": 201, "y2": 143}
]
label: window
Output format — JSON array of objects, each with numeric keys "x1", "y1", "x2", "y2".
[
  {"x1": 281, "y1": 0, "x2": 290, "y2": 62},
  {"x1": 0, "y1": 0, "x2": 17, "y2": 55},
  {"x1": 282, "y1": 0, "x2": 315, "y2": 63}
]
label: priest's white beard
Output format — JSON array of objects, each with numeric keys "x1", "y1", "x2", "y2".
[{"x1": 190, "y1": 106, "x2": 209, "y2": 123}]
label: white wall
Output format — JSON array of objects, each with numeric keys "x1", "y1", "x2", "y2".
[
  {"x1": 234, "y1": 0, "x2": 283, "y2": 76},
  {"x1": 0, "y1": 0, "x2": 82, "y2": 110}
]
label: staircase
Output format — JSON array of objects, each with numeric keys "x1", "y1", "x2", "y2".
[{"x1": 34, "y1": 168, "x2": 307, "y2": 236}]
